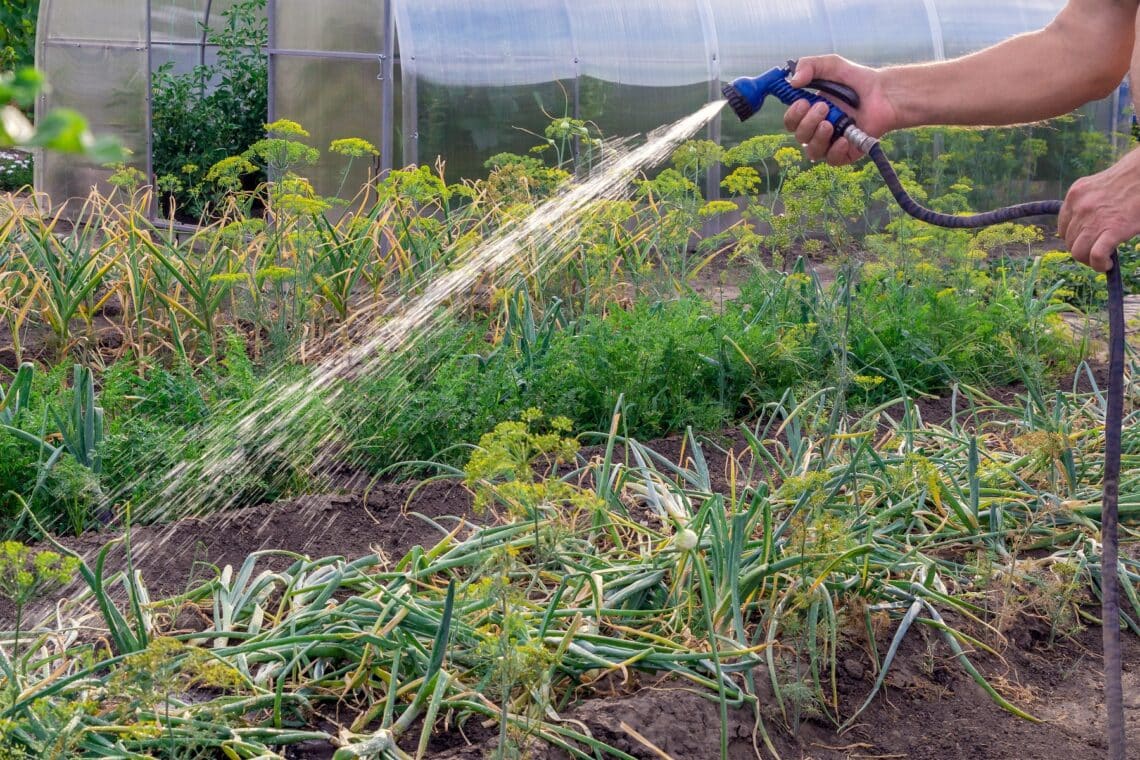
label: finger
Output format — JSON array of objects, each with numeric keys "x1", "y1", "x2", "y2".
[
  {"x1": 783, "y1": 99, "x2": 810, "y2": 133},
  {"x1": 1061, "y1": 210, "x2": 1086, "y2": 258},
  {"x1": 789, "y1": 59, "x2": 814, "y2": 87},
  {"x1": 1089, "y1": 232, "x2": 1119, "y2": 273},
  {"x1": 1069, "y1": 232, "x2": 1094, "y2": 266},
  {"x1": 1057, "y1": 199, "x2": 1072, "y2": 240},
  {"x1": 826, "y1": 135, "x2": 853, "y2": 166},
  {"x1": 794, "y1": 102, "x2": 829, "y2": 145},
  {"x1": 805, "y1": 121, "x2": 834, "y2": 161}
]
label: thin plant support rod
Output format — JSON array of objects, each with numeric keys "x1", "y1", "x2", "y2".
[{"x1": 200, "y1": 0, "x2": 214, "y2": 70}]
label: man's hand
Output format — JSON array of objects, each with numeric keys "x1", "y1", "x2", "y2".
[
  {"x1": 1058, "y1": 148, "x2": 1140, "y2": 272},
  {"x1": 782, "y1": 54, "x2": 899, "y2": 164}
]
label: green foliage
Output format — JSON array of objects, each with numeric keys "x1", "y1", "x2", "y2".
[
  {"x1": 100, "y1": 333, "x2": 295, "y2": 511},
  {"x1": 1038, "y1": 243, "x2": 1140, "y2": 309},
  {"x1": 881, "y1": 116, "x2": 1115, "y2": 209},
  {"x1": 534, "y1": 297, "x2": 802, "y2": 434},
  {"x1": 0, "y1": 539, "x2": 78, "y2": 655},
  {"x1": 464, "y1": 409, "x2": 581, "y2": 517},
  {"x1": 0, "y1": 541, "x2": 76, "y2": 608},
  {"x1": 0, "y1": 364, "x2": 108, "y2": 537},
  {"x1": 0, "y1": 1, "x2": 37, "y2": 72},
  {"x1": 839, "y1": 234, "x2": 1076, "y2": 397},
  {"x1": 0, "y1": 431, "x2": 40, "y2": 523},
  {"x1": 533, "y1": 116, "x2": 603, "y2": 172},
  {"x1": 671, "y1": 139, "x2": 723, "y2": 187},
  {"x1": 347, "y1": 290, "x2": 812, "y2": 470},
  {"x1": 484, "y1": 152, "x2": 571, "y2": 205},
  {"x1": 0, "y1": 335, "x2": 302, "y2": 540},
  {"x1": 151, "y1": 0, "x2": 268, "y2": 219},
  {"x1": 0, "y1": 148, "x2": 30, "y2": 191},
  {"x1": 765, "y1": 162, "x2": 870, "y2": 252},
  {"x1": 244, "y1": 119, "x2": 320, "y2": 178}
]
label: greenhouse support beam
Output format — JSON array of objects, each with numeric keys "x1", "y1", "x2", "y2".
[
  {"x1": 145, "y1": 0, "x2": 155, "y2": 219},
  {"x1": 267, "y1": 0, "x2": 276, "y2": 127},
  {"x1": 380, "y1": 0, "x2": 395, "y2": 177}
]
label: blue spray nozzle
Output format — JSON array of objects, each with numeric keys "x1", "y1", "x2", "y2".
[
  {"x1": 721, "y1": 67, "x2": 792, "y2": 121},
  {"x1": 722, "y1": 65, "x2": 857, "y2": 143}
]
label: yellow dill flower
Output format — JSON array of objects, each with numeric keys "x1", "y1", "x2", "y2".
[
  {"x1": 329, "y1": 137, "x2": 380, "y2": 158},
  {"x1": 255, "y1": 266, "x2": 296, "y2": 283},
  {"x1": 698, "y1": 200, "x2": 737, "y2": 218},
  {"x1": 264, "y1": 118, "x2": 309, "y2": 138}
]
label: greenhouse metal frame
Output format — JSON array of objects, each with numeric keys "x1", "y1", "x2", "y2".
[{"x1": 38, "y1": 0, "x2": 1106, "y2": 208}]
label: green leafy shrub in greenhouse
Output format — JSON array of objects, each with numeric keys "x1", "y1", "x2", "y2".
[{"x1": 151, "y1": 0, "x2": 268, "y2": 220}]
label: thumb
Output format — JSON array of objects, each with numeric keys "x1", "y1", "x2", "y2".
[
  {"x1": 788, "y1": 58, "x2": 817, "y2": 87},
  {"x1": 790, "y1": 55, "x2": 847, "y2": 88}
]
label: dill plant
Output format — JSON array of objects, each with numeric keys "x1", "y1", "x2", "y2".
[{"x1": 0, "y1": 541, "x2": 77, "y2": 658}]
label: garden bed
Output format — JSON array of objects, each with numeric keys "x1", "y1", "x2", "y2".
[
  {"x1": 3, "y1": 391, "x2": 1137, "y2": 759},
  {"x1": 2, "y1": 118, "x2": 1139, "y2": 759}
]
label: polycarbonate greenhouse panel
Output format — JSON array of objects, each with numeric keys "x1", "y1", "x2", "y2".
[
  {"x1": 270, "y1": 0, "x2": 389, "y2": 198},
  {"x1": 822, "y1": 1, "x2": 944, "y2": 64},
  {"x1": 929, "y1": 0, "x2": 1063, "y2": 59},
  {"x1": 38, "y1": 44, "x2": 149, "y2": 202},
  {"x1": 709, "y1": 0, "x2": 941, "y2": 79},
  {"x1": 564, "y1": 1, "x2": 714, "y2": 87},
  {"x1": 275, "y1": 0, "x2": 384, "y2": 53},
  {"x1": 151, "y1": 0, "x2": 244, "y2": 44},
  {"x1": 393, "y1": 0, "x2": 577, "y2": 88},
  {"x1": 35, "y1": 0, "x2": 148, "y2": 204},
  {"x1": 151, "y1": 44, "x2": 222, "y2": 77},
  {"x1": 41, "y1": 0, "x2": 145, "y2": 43},
  {"x1": 581, "y1": 80, "x2": 714, "y2": 150},
  {"x1": 412, "y1": 79, "x2": 579, "y2": 180},
  {"x1": 272, "y1": 56, "x2": 384, "y2": 197}
]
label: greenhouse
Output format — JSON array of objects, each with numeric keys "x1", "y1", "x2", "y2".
[{"x1": 33, "y1": 0, "x2": 1110, "y2": 207}]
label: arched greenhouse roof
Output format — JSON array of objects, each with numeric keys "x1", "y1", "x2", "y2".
[{"x1": 36, "y1": 0, "x2": 1087, "y2": 207}]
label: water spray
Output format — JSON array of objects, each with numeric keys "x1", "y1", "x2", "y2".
[{"x1": 724, "y1": 61, "x2": 1128, "y2": 760}]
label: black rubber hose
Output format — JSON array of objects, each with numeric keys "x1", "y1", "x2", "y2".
[
  {"x1": 868, "y1": 143, "x2": 1064, "y2": 224},
  {"x1": 867, "y1": 141, "x2": 1126, "y2": 760}
]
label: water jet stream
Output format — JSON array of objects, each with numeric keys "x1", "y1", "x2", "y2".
[{"x1": 111, "y1": 101, "x2": 728, "y2": 564}]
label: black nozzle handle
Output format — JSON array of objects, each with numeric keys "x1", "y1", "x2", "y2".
[{"x1": 808, "y1": 79, "x2": 860, "y2": 110}]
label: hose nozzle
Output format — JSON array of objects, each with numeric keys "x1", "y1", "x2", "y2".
[
  {"x1": 722, "y1": 63, "x2": 863, "y2": 147},
  {"x1": 722, "y1": 67, "x2": 791, "y2": 122}
]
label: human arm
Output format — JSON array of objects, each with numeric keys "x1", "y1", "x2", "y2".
[{"x1": 786, "y1": 0, "x2": 1137, "y2": 164}]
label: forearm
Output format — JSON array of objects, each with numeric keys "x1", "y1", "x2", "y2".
[{"x1": 881, "y1": 2, "x2": 1134, "y2": 129}]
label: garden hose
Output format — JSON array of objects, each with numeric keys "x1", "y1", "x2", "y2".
[{"x1": 724, "y1": 63, "x2": 1127, "y2": 760}]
